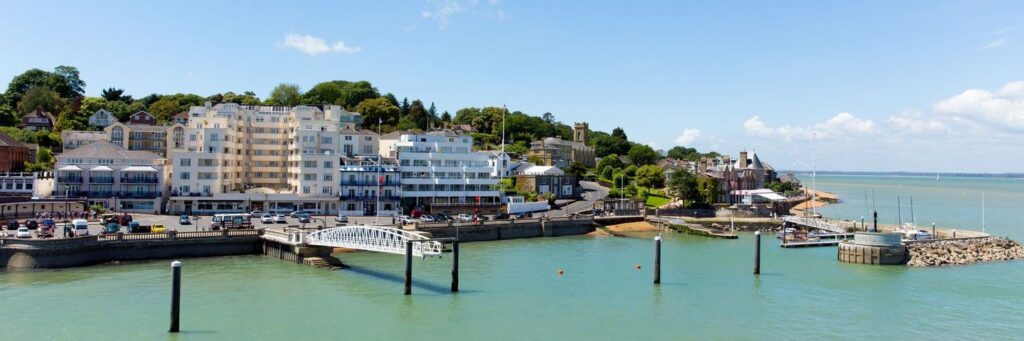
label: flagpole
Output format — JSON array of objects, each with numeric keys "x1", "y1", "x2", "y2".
[{"x1": 375, "y1": 117, "x2": 382, "y2": 225}]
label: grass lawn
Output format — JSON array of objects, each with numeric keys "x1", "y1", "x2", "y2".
[{"x1": 645, "y1": 193, "x2": 671, "y2": 208}]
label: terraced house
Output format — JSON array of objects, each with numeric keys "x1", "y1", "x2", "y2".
[{"x1": 53, "y1": 141, "x2": 168, "y2": 213}]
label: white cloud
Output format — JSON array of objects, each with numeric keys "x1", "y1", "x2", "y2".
[
  {"x1": 932, "y1": 81, "x2": 1024, "y2": 131},
  {"x1": 887, "y1": 110, "x2": 948, "y2": 134},
  {"x1": 421, "y1": 0, "x2": 504, "y2": 29},
  {"x1": 281, "y1": 34, "x2": 361, "y2": 56},
  {"x1": 674, "y1": 129, "x2": 702, "y2": 145},
  {"x1": 984, "y1": 38, "x2": 1007, "y2": 49},
  {"x1": 743, "y1": 113, "x2": 875, "y2": 141}
]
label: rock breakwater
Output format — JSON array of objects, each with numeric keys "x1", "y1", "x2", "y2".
[{"x1": 906, "y1": 237, "x2": 1024, "y2": 266}]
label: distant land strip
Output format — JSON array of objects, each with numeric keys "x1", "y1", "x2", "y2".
[{"x1": 778, "y1": 170, "x2": 1024, "y2": 179}]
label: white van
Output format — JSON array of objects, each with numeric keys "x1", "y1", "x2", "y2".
[{"x1": 71, "y1": 219, "x2": 90, "y2": 236}]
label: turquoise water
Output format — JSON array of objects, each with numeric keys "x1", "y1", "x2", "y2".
[
  {"x1": 802, "y1": 175, "x2": 1024, "y2": 239},
  {"x1": 2, "y1": 176, "x2": 1023, "y2": 340}
]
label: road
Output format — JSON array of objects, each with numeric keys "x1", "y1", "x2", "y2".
[{"x1": 548, "y1": 181, "x2": 610, "y2": 217}]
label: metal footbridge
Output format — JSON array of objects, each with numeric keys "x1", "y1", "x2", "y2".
[
  {"x1": 782, "y1": 216, "x2": 846, "y2": 234},
  {"x1": 305, "y1": 225, "x2": 444, "y2": 257}
]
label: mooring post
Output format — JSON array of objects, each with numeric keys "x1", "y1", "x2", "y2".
[
  {"x1": 653, "y1": 234, "x2": 662, "y2": 284},
  {"x1": 451, "y1": 240, "x2": 459, "y2": 292},
  {"x1": 169, "y1": 260, "x2": 181, "y2": 333},
  {"x1": 754, "y1": 231, "x2": 761, "y2": 275},
  {"x1": 404, "y1": 241, "x2": 413, "y2": 295},
  {"x1": 932, "y1": 223, "x2": 936, "y2": 239},
  {"x1": 952, "y1": 229, "x2": 956, "y2": 239}
]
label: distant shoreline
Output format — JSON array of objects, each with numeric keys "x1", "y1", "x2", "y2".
[{"x1": 780, "y1": 170, "x2": 1024, "y2": 179}]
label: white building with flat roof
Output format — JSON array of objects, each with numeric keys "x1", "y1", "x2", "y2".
[
  {"x1": 383, "y1": 130, "x2": 501, "y2": 214},
  {"x1": 53, "y1": 141, "x2": 168, "y2": 213}
]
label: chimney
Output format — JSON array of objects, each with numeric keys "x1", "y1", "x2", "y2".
[
  {"x1": 723, "y1": 155, "x2": 731, "y2": 167},
  {"x1": 739, "y1": 150, "x2": 748, "y2": 168}
]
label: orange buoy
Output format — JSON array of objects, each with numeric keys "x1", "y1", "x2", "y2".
[{"x1": 635, "y1": 264, "x2": 642, "y2": 271}]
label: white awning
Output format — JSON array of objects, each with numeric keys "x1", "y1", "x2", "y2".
[
  {"x1": 58, "y1": 165, "x2": 81, "y2": 171},
  {"x1": 756, "y1": 192, "x2": 787, "y2": 201},
  {"x1": 122, "y1": 166, "x2": 158, "y2": 172},
  {"x1": 90, "y1": 165, "x2": 113, "y2": 171}
]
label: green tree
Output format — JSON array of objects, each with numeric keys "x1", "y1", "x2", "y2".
[
  {"x1": 335, "y1": 81, "x2": 379, "y2": 109},
  {"x1": 400, "y1": 97, "x2": 410, "y2": 116},
  {"x1": 52, "y1": 65, "x2": 86, "y2": 98},
  {"x1": 696, "y1": 177, "x2": 720, "y2": 206},
  {"x1": 591, "y1": 133, "x2": 631, "y2": 157},
  {"x1": 627, "y1": 143, "x2": 659, "y2": 166},
  {"x1": 17, "y1": 85, "x2": 64, "y2": 114},
  {"x1": 668, "y1": 170, "x2": 700, "y2": 207},
  {"x1": 354, "y1": 97, "x2": 400, "y2": 130},
  {"x1": 440, "y1": 111, "x2": 451, "y2": 123},
  {"x1": 303, "y1": 81, "x2": 345, "y2": 104},
  {"x1": 564, "y1": 161, "x2": 588, "y2": 185},
  {"x1": 596, "y1": 153, "x2": 624, "y2": 172},
  {"x1": 624, "y1": 164, "x2": 638, "y2": 177},
  {"x1": 267, "y1": 83, "x2": 302, "y2": 106},
  {"x1": 147, "y1": 97, "x2": 180, "y2": 123},
  {"x1": 601, "y1": 165, "x2": 614, "y2": 180},
  {"x1": 611, "y1": 127, "x2": 628, "y2": 141},
  {"x1": 408, "y1": 99, "x2": 431, "y2": 130},
  {"x1": 396, "y1": 116, "x2": 417, "y2": 130},
  {"x1": 635, "y1": 165, "x2": 666, "y2": 189},
  {"x1": 100, "y1": 87, "x2": 131, "y2": 102}
]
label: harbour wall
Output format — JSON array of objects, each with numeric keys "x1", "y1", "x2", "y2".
[
  {"x1": 1, "y1": 230, "x2": 263, "y2": 269},
  {"x1": 415, "y1": 217, "x2": 595, "y2": 242}
]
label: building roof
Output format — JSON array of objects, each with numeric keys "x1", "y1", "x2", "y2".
[
  {"x1": 57, "y1": 141, "x2": 163, "y2": 160},
  {"x1": 522, "y1": 165, "x2": 564, "y2": 176},
  {"x1": 0, "y1": 132, "x2": 26, "y2": 148}
]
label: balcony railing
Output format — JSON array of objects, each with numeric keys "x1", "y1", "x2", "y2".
[
  {"x1": 67, "y1": 191, "x2": 162, "y2": 199},
  {"x1": 89, "y1": 177, "x2": 114, "y2": 184},
  {"x1": 58, "y1": 177, "x2": 83, "y2": 183},
  {"x1": 340, "y1": 180, "x2": 401, "y2": 186},
  {"x1": 339, "y1": 195, "x2": 402, "y2": 201},
  {"x1": 121, "y1": 177, "x2": 159, "y2": 184}
]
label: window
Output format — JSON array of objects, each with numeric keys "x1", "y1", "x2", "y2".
[
  {"x1": 302, "y1": 187, "x2": 311, "y2": 194},
  {"x1": 321, "y1": 137, "x2": 332, "y2": 144},
  {"x1": 303, "y1": 161, "x2": 317, "y2": 168},
  {"x1": 180, "y1": 172, "x2": 191, "y2": 180},
  {"x1": 303, "y1": 174, "x2": 316, "y2": 181},
  {"x1": 322, "y1": 187, "x2": 332, "y2": 195},
  {"x1": 179, "y1": 185, "x2": 190, "y2": 193},
  {"x1": 344, "y1": 136, "x2": 352, "y2": 141},
  {"x1": 323, "y1": 174, "x2": 333, "y2": 181},
  {"x1": 323, "y1": 161, "x2": 332, "y2": 168}
]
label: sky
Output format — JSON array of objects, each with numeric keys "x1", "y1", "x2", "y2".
[{"x1": 2, "y1": 0, "x2": 1023, "y2": 173}]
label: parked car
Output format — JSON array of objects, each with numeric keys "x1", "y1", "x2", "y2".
[
  {"x1": 476, "y1": 215, "x2": 490, "y2": 221},
  {"x1": 35, "y1": 224, "x2": 54, "y2": 237},
  {"x1": 289, "y1": 211, "x2": 309, "y2": 218},
  {"x1": 420, "y1": 215, "x2": 436, "y2": 223},
  {"x1": 151, "y1": 224, "x2": 167, "y2": 233},
  {"x1": 127, "y1": 221, "x2": 151, "y2": 233},
  {"x1": 6, "y1": 220, "x2": 18, "y2": 230},
  {"x1": 494, "y1": 212, "x2": 510, "y2": 220},
  {"x1": 398, "y1": 215, "x2": 416, "y2": 224},
  {"x1": 274, "y1": 214, "x2": 287, "y2": 223},
  {"x1": 334, "y1": 214, "x2": 348, "y2": 223},
  {"x1": 249, "y1": 210, "x2": 262, "y2": 218},
  {"x1": 103, "y1": 223, "x2": 121, "y2": 234},
  {"x1": 16, "y1": 227, "x2": 31, "y2": 238},
  {"x1": 261, "y1": 213, "x2": 274, "y2": 224},
  {"x1": 24, "y1": 219, "x2": 39, "y2": 230},
  {"x1": 179, "y1": 215, "x2": 192, "y2": 225},
  {"x1": 456, "y1": 214, "x2": 473, "y2": 222},
  {"x1": 71, "y1": 219, "x2": 90, "y2": 236},
  {"x1": 297, "y1": 214, "x2": 311, "y2": 223}
]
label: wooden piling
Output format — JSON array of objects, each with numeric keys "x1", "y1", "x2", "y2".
[
  {"x1": 169, "y1": 260, "x2": 181, "y2": 333},
  {"x1": 653, "y1": 235, "x2": 662, "y2": 284},
  {"x1": 754, "y1": 231, "x2": 761, "y2": 275},
  {"x1": 451, "y1": 241, "x2": 459, "y2": 292},
  {"x1": 404, "y1": 241, "x2": 413, "y2": 295}
]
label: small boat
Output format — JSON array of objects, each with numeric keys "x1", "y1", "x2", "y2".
[{"x1": 777, "y1": 227, "x2": 797, "y2": 239}]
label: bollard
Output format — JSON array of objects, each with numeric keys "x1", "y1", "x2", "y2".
[
  {"x1": 952, "y1": 229, "x2": 956, "y2": 238},
  {"x1": 451, "y1": 241, "x2": 459, "y2": 292},
  {"x1": 653, "y1": 235, "x2": 662, "y2": 284},
  {"x1": 932, "y1": 223, "x2": 936, "y2": 239},
  {"x1": 169, "y1": 261, "x2": 182, "y2": 333},
  {"x1": 404, "y1": 241, "x2": 413, "y2": 295},
  {"x1": 754, "y1": 231, "x2": 761, "y2": 275}
]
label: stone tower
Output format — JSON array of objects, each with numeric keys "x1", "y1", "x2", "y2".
[{"x1": 573, "y1": 122, "x2": 589, "y2": 145}]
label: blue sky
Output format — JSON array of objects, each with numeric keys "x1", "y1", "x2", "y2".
[{"x1": 2, "y1": 0, "x2": 1023, "y2": 173}]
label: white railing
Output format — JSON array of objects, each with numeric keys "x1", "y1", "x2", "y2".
[
  {"x1": 783, "y1": 216, "x2": 846, "y2": 233},
  {"x1": 305, "y1": 225, "x2": 443, "y2": 257}
]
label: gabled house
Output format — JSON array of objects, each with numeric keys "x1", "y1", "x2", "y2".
[
  {"x1": 129, "y1": 111, "x2": 157, "y2": 125},
  {"x1": 20, "y1": 108, "x2": 55, "y2": 131},
  {"x1": 88, "y1": 109, "x2": 116, "y2": 128}
]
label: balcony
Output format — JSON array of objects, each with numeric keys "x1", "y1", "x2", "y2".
[
  {"x1": 89, "y1": 177, "x2": 114, "y2": 184},
  {"x1": 340, "y1": 180, "x2": 402, "y2": 186},
  {"x1": 121, "y1": 177, "x2": 159, "y2": 184},
  {"x1": 67, "y1": 191, "x2": 162, "y2": 199},
  {"x1": 339, "y1": 195, "x2": 402, "y2": 201},
  {"x1": 58, "y1": 177, "x2": 83, "y2": 183}
]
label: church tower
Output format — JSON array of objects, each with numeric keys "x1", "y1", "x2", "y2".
[{"x1": 573, "y1": 122, "x2": 589, "y2": 145}]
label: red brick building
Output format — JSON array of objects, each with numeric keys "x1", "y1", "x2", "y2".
[
  {"x1": 0, "y1": 133, "x2": 30, "y2": 172},
  {"x1": 129, "y1": 111, "x2": 157, "y2": 125}
]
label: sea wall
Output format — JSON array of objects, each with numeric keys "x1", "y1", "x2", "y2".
[
  {"x1": 1, "y1": 231, "x2": 262, "y2": 269},
  {"x1": 906, "y1": 237, "x2": 1024, "y2": 266},
  {"x1": 416, "y1": 217, "x2": 595, "y2": 242}
]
